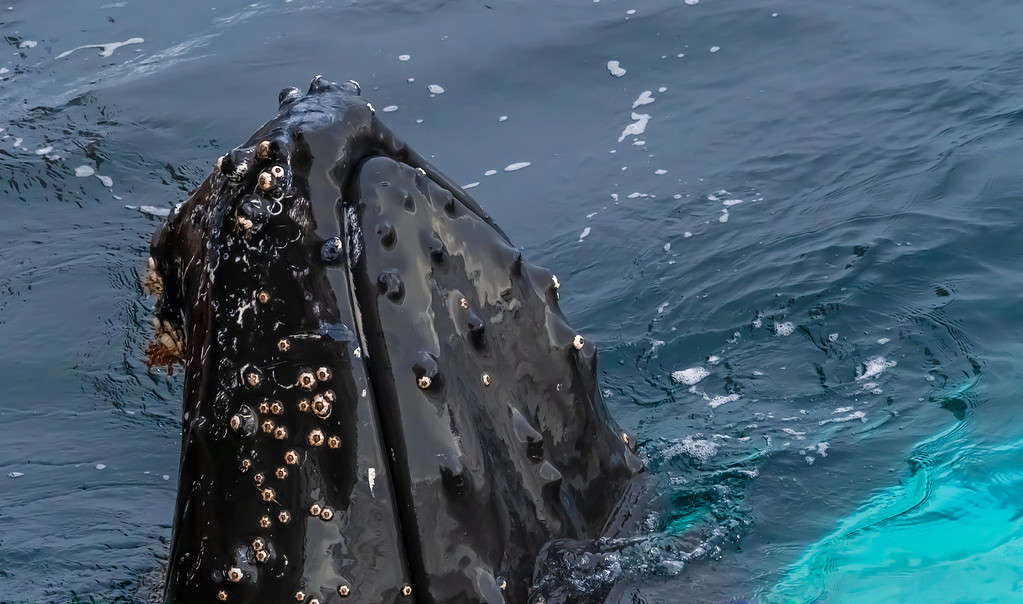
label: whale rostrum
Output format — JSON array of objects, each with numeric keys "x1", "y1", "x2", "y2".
[{"x1": 147, "y1": 75, "x2": 643, "y2": 604}]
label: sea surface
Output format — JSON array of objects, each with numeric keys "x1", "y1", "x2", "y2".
[{"x1": 1, "y1": 1, "x2": 1021, "y2": 602}]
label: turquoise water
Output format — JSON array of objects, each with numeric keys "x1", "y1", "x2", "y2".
[
  {"x1": 768, "y1": 377, "x2": 1023, "y2": 603},
  {"x1": 1, "y1": 0, "x2": 1022, "y2": 602}
]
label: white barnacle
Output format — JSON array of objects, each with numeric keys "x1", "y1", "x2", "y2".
[
  {"x1": 308, "y1": 429, "x2": 325, "y2": 447},
  {"x1": 573, "y1": 334, "x2": 585, "y2": 350},
  {"x1": 297, "y1": 371, "x2": 316, "y2": 389}
]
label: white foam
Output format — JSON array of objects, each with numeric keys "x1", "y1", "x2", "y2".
[
  {"x1": 0, "y1": 68, "x2": 9, "y2": 75},
  {"x1": 498, "y1": 115, "x2": 508, "y2": 122},
  {"x1": 722, "y1": 198, "x2": 744, "y2": 207},
  {"x1": 774, "y1": 321, "x2": 795, "y2": 336},
  {"x1": 162, "y1": 474, "x2": 170, "y2": 480},
  {"x1": 672, "y1": 366, "x2": 709, "y2": 385},
  {"x1": 657, "y1": 301, "x2": 669, "y2": 314},
  {"x1": 833, "y1": 406, "x2": 853, "y2": 413},
  {"x1": 816, "y1": 442, "x2": 830, "y2": 457},
  {"x1": 828, "y1": 332, "x2": 839, "y2": 342},
  {"x1": 877, "y1": 337, "x2": 891, "y2": 345},
  {"x1": 857, "y1": 356, "x2": 895, "y2": 381},
  {"x1": 719, "y1": 209, "x2": 729, "y2": 223},
  {"x1": 96, "y1": 174, "x2": 113, "y2": 187},
  {"x1": 663, "y1": 242, "x2": 671, "y2": 251},
  {"x1": 666, "y1": 435, "x2": 719, "y2": 462},
  {"x1": 707, "y1": 355, "x2": 721, "y2": 365},
  {"x1": 820, "y1": 411, "x2": 867, "y2": 425},
  {"x1": 658, "y1": 86, "x2": 668, "y2": 93},
  {"x1": 618, "y1": 112, "x2": 651, "y2": 141},
  {"x1": 655, "y1": 169, "x2": 667, "y2": 175},
  {"x1": 95, "y1": 463, "x2": 107, "y2": 470},
  {"x1": 74, "y1": 165, "x2": 95, "y2": 177},
  {"x1": 504, "y1": 162, "x2": 530, "y2": 172},
  {"x1": 382, "y1": 105, "x2": 398, "y2": 112},
  {"x1": 607, "y1": 60, "x2": 626, "y2": 77},
  {"x1": 708, "y1": 393, "x2": 740, "y2": 408},
  {"x1": 125, "y1": 204, "x2": 171, "y2": 217},
  {"x1": 684, "y1": 231, "x2": 692, "y2": 238},
  {"x1": 35, "y1": 146, "x2": 52, "y2": 155},
  {"x1": 19, "y1": 40, "x2": 37, "y2": 49},
  {"x1": 684, "y1": 0, "x2": 699, "y2": 4},
  {"x1": 578, "y1": 226, "x2": 591, "y2": 242},
  {"x1": 782, "y1": 427, "x2": 806, "y2": 438},
  {"x1": 8, "y1": 471, "x2": 24, "y2": 478},
  {"x1": 398, "y1": 54, "x2": 411, "y2": 61},
  {"x1": 710, "y1": 46, "x2": 721, "y2": 53},
  {"x1": 463, "y1": 182, "x2": 479, "y2": 189},
  {"x1": 56, "y1": 37, "x2": 143, "y2": 59},
  {"x1": 632, "y1": 90, "x2": 655, "y2": 108},
  {"x1": 626, "y1": 8, "x2": 636, "y2": 14},
  {"x1": 484, "y1": 169, "x2": 497, "y2": 176},
  {"x1": 427, "y1": 84, "x2": 445, "y2": 94}
]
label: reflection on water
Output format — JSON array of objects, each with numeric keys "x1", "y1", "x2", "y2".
[{"x1": 1, "y1": 0, "x2": 1021, "y2": 602}]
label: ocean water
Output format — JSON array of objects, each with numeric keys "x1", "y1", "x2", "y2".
[{"x1": 1, "y1": 0, "x2": 1021, "y2": 602}]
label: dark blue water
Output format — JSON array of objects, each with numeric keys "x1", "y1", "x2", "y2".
[{"x1": 2, "y1": 1, "x2": 1021, "y2": 602}]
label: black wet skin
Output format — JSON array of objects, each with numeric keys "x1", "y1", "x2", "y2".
[{"x1": 150, "y1": 76, "x2": 643, "y2": 604}]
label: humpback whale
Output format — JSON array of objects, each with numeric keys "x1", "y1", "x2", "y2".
[{"x1": 145, "y1": 75, "x2": 643, "y2": 604}]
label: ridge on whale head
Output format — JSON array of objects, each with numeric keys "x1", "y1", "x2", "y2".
[{"x1": 146, "y1": 75, "x2": 644, "y2": 604}]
